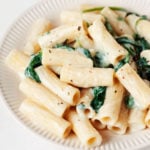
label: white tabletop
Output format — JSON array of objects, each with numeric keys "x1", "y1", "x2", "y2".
[{"x1": 0, "y1": 1, "x2": 149, "y2": 150}]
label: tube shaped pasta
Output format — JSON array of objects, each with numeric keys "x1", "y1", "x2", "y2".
[
  {"x1": 126, "y1": 14, "x2": 139, "y2": 32},
  {"x1": 35, "y1": 66, "x2": 80, "y2": 105},
  {"x1": 108, "y1": 102, "x2": 129, "y2": 134},
  {"x1": 116, "y1": 63, "x2": 150, "y2": 110},
  {"x1": 19, "y1": 99, "x2": 71, "y2": 138},
  {"x1": 135, "y1": 20, "x2": 150, "y2": 44},
  {"x1": 128, "y1": 108, "x2": 146, "y2": 133},
  {"x1": 76, "y1": 21, "x2": 94, "y2": 49},
  {"x1": 38, "y1": 25, "x2": 81, "y2": 48},
  {"x1": 140, "y1": 50, "x2": 150, "y2": 64},
  {"x1": 115, "y1": 10, "x2": 127, "y2": 18},
  {"x1": 126, "y1": 14, "x2": 150, "y2": 43},
  {"x1": 42, "y1": 48, "x2": 93, "y2": 67},
  {"x1": 23, "y1": 19, "x2": 52, "y2": 55},
  {"x1": 97, "y1": 81, "x2": 125, "y2": 125},
  {"x1": 19, "y1": 78, "x2": 70, "y2": 117},
  {"x1": 49, "y1": 66, "x2": 62, "y2": 75},
  {"x1": 88, "y1": 19, "x2": 127, "y2": 65},
  {"x1": 91, "y1": 117, "x2": 106, "y2": 130},
  {"x1": 66, "y1": 110, "x2": 102, "y2": 147},
  {"x1": 6, "y1": 49, "x2": 30, "y2": 76},
  {"x1": 76, "y1": 88, "x2": 95, "y2": 119},
  {"x1": 101, "y1": 7, "x2": 133, "y2": 36},
  {"x1": 60, "y1": 66, "x2": 114, "y2": 88},
  {"x1": 145, "y1": 109, "x2": 150, "y2": 128}
]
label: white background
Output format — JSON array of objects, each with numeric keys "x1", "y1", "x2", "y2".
[{"x1": 0, "y1": 0, "x2": 149, "y2": 150}]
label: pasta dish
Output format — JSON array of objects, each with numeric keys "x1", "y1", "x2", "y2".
[{"x1": 5, "y1": 5, "x2": 150, "y2": 148}]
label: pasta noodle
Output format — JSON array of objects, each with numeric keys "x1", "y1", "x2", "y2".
[
  {"x1": 126, "y1": 14, "x2": 150, "y2": 43},
  {"x1": 6, "y1": 49, "x2": 30, "y2": 77},
  {"x1": 66, "y1": 109, "x2": 102, "y2": 147},
  {"x1": 108, "y1": 102, "x2": 129, "y2": 134},
  {"x1": 140, "y1": 50, "x2": 150, "y2": 64},
  {"x1": 128, "y1": 108, "x2": 146, "y2": 132},
  {"x1": 97, "y1": 81, "x2": 125, "y2": 125},
  {"x1": 116, "y1": 63, "x2": 150, "y2": 110},
  {"x1": 145, "y1": 109, "x2": 150, "y2": 128},
  {"x1": 60, "y1": 66, "x2": 114, "y2": 87},
  {"x1": 88, "y1": 19, "x2": 127, "y2": 65},
  {"x1": 101, "y1": 7, "x2": 133, "y2": 36},
  {"x1": 23, "y1": 19, "x2": 52, "y2": 55},
  {"x1": 76, "y1": 88, "x2": 95, "y2": 119},
  {"x1": 38, "y1": 25, "x2": 81, "y2": 48},
  {"x1": 19, "y1": 78, "x2": 70, "y2": 117},
  {"x1": 35, "y1": 66, "x2": 80, "y2": 105},
  {"x1": 20, "y1": 99, "x2": 71, "y2": 138},
  {"x1": 42, "y1": 48, "x2": 93, "y2": 67}
]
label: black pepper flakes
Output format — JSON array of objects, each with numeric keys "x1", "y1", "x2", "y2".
[{"x1": 77, "y1": 26, "x2": 81, "y2": 31}]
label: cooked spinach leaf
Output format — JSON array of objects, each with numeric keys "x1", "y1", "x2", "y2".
[
  {"x1": 55, "y1": 44, "x2": 75, "y2": 51},
  {"x1": 116, "y1": 34, "x2": 150, "y2": 63},
  {"x1": 105, "y1": 20, "x2": 116, "y2": 36},
  {"x1": 24, "y1": 52, "x2": 42, "y2": 83},
  {"x1": 114, "y1": 54, "x2": 130, "y2": 72},
  {"x1": 116, "y1": 36, "x2": 140, "y2": 48},
  {"x1": 116, "y1": 37, "x2": 138, "y2": 56},
  {"x1": 125, "y1": 95, "x2": 135, "y2": 109},
  {"x1": 90, "y1": 86, "x2": 106, "y2": 113},
  {"x1": 25, "y1": 67, "x2": 41, "y2": 83},
  {"x1": 82, "y1": 6, "x2": 126, "y2": 13},
  {"x1": 76, "y1": 47, "x2": 92, "y2": 59},
  {"x1": 93, "y1": 52, "x2": 112, "y2": 68},
  {"x1": 134, "y1": 34, "x2": 150, "y2": 52},
  {"x1": 136, "y1": 57, "x2": 150, "y2": 80}
]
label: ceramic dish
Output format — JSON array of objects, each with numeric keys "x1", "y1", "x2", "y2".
[{"x1": 1, "y1": 0, "x2": 150, "y2": 149}]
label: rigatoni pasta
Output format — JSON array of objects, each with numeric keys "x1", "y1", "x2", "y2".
[
  {"x1": 60, "y1": 66, "x2": 114, "y2": 87},
  {"x1": 101, "y1": 7, "x2": 133, "y2": 36},
  {"x1": 76, "y1": 88, "x2": 95, "y2": 119},
  {"x1": 38, "y1": 25, "x2": 81, "y2": 48},
  {"x1": 88, "y1": 19, "x2": 127, "y2": 65},
  {"x1": 35, "y1": 66, "x2": 80, "y2": 105},
  {"x1": 116, "y1": 63, "x2": 150, "y2": 110},
  {"x1": 19, "y1": 78, "x2": 70, "y2": 117},
  {"x1": 5, "y1": 5, "x2": 150, "y2": 148},
  {"x1": 42, "y1": 48, "x2": 93, "y2": 67},
  {"x1": 23, "y1": 19, "x2": 52, "y2": 55},
  {"x1": 108, "y1": 102, "x2": 129, "y2": 134},
  {"x1": 5, "y1": 49, "x2": 30, "y2": 77},
  {"x1": 145, "y1": 109, "x2": 150, "y2": 128},
  {"x1": 66, "y1": 109, "x2": 102, "y2": 147},
  {"x1": 97, "y1": 81, "x2": 125, "y2": 125},
  {"x1": 20, "y1": 99, "x2": 71, "y2": 138},
  {"x1": 126, "y1": 14, "x2": 150, "y2": 43},
  {"x1": 128, "y1": 108, "x2": 146, "y2": 132}
]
